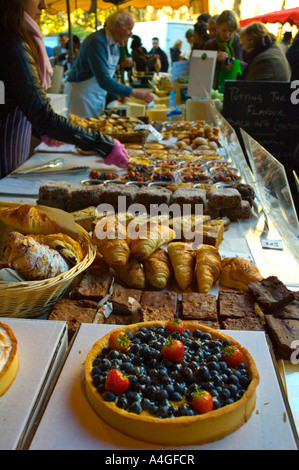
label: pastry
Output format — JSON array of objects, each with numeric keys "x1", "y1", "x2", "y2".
[
  {"x1": 0, "y1": 204, "x2": 61, "y2": 234},
  {"x1": 195, "y1": 244, "x2": 221, "y2": 293},
  {"x1": 0, "y1": 322, "x2": 18, "y2": 396},
  {"x1": 31, "y1": 233, "x2": 83, "y2": 265},
  {"x1": 92, "y1": 216, "x2": 130, "y2": 268},
  {"x1": 167, "y1": 242, "x2": 195, "y2": 290},
  {"x1": 130, "y1": 222, "x2": 175, "y2": 260},
  {"x1": 4, "y1": 231, "x2": 69, "y2": 280},
  {"x1": 144, "y1": 247, "x2": 172, "y2": 289},
  {"x1": 219, "y1": 257, "x2": 263, "y2": 291},
  {"x1": 85, "y1": 321, "x2": 259, "y2": 445},
  {"x1": 202, "y1": 219, "x2": 225, "y2": 248},
  {"x1": 114, "y1": 257, "x2": 146, "y2": 289}
]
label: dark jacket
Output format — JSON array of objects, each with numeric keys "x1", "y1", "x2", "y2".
[
  {"x1": 0, "y1": 31, "x2": 114, "y2": 155},
  {"x1": 241, "y1": 43, "x2": 291, "y2": 81},
  {"x1": 149, "y1": 47, "x2": 169, "y2": 72},
  {"x1": 131, "y1": 48, "x2": 156, "y2": 72}
]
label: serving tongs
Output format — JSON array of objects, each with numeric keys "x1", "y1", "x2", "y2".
[{"x1": 9, "y1": 158, "x2": 64, "y2": 177}]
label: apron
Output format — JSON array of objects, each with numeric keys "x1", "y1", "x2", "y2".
[{"x1": 66, "y1": 43, "x2": 119, "y2": 118}]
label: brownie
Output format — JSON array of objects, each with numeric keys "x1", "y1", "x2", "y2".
[
  {"x1": 109, "y1": 283, "x2": 142, "y2": 315},
  {"x1": 136, "y1": 306, "x2": 175, "y2": 322},
  {"x1": 100, "y1": 183, "x2": 139, "y2": 211},
  {"x1": 274, "y1": 291, "x2": 299, "y2": 320},
  {"x1": 38, "y1": 181, "x2": 72, "y2": 210},
  {"x1": 181, "y1": 293, "x2": 218, "y2": 321},
  {"x1": 69, "y1": 268, "x2": 113, "y2": 300},
  {"x1": 265, "y1": 315, "x2": 299, "y2": 359},
  {"x1": 218, "y1": 289, "x2": 256, "y2": 320},
  {"x1": 193, "y1": 320, "x2": 220, "y2": 329},
  {"x1": 135, "y1": 186, "x2": 172, "y2": 211},
  {"x1": 67, "y1": 185, "x2": 105, "y2": 212},
  {"x1": 48, "y1": 299, "x2": 100, "y2": 336},
  {"x1": 104, "y1": 312, "x2": 132, "y2": 325},
  {"x1": 207, "y1": 188, "x2": 242, "y2": 210},
  {"x1": 139, "y1": 290, "x2": 178, "y2": 318},
  {"x1": 170, "y1": 188, "x2": 206, "y2": 212},
  {"x1": 220, "y1": 200, "x2": 251, "y2": 221},
  {"x1": 248, "y1": 276, "x2": 295, "y2": 314},
  {"x1": 221, "y1": 317, "x2": 264, "y2": 331}
]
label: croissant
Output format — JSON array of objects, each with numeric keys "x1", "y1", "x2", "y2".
[
  {"x1": 5, "y1": 232, "x2": 69, "y2": 280},
  {"x1": 114, "y1": 257, "x2": 146, "y2": 289},
  {"x1": 0, "y1": 204, "x2": 61, "y2": 234},
  {"x1": 219, "y1": 257, "x2": 263, "y2": 291},
  {"x1": 130, "y1": 222, "x2": 175, "y2": 260},
  {"x1": 144, "y1": 248, "x2": 172, "y2": 289},
  {"x1": 195, "y1": 244, "x2": 221, "y2": 293},
  {"x1": 92, "y1": 216, "x2": 130, "y2": 268},
  {"x1": 31, "y1": 233, "x2": 83, "y2": 265},
  {"x1": 168, "y1": 242, "x2": 195, "y2": 290}
]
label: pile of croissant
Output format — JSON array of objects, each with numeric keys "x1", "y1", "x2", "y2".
[
  {"x1": 0, "y1": 205, "x2": 84, "y2": 281},
  {"x1": 92, "y1": 214, "x2": 263, "y2": 292}
]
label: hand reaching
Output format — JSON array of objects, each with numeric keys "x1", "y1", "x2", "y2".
[{"x1": 104, "y1": 139, "x2": 129, "y2": 168}]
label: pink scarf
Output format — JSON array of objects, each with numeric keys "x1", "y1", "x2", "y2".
[{"x1": 24, "y1": 12, "x2": 53, "y2": 89}]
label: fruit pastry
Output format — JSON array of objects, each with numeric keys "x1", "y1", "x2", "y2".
[
  {"x1": 0, "y1": 322, "x2": 18, "y2": 396},
  {"x1": 85, "y1": 320, "x2": 259, "y2": 445}
]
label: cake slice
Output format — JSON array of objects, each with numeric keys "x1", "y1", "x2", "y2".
[
  {"x1": 221, "y1": 317, "x2": 264, "y2": 331},
  {"x1": 218, "y1": 289, "x2": 256, "y2": 320},
  {"x1": 248, "y1": 276, "x2": 295, "y2": 314},
  {"x1": 181, "y1": 292, "x2": 218, "y2": 321}
]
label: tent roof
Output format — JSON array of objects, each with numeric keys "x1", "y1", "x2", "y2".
[
  {"x1": 240, "y1": 7, "x2": 299, "y2": 27},
  {"x1": 47, "y1": 0, "x2": 190, "y2": 14}
]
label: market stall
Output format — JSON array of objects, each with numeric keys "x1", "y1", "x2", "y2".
[
  {"x1": 239, "y1": 7, "x2": 299, "y2": 27},
  {"x1": 0, "y1": 102, "x2": 298, "y2": 450}
]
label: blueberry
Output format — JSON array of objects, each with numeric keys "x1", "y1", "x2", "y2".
[
  {"x1": 228, "y1": 374, "x2": 239, "y2": 385},
  {"x1": 97, "y1": 383, "x2": 106, "y2": 394},
  {"x1": 170, "y1": 391, "x2": 183, "y2": 402},
  {"x1": 103, "y1": 391, "x2": 116, "y2": 402},
  {"x1": 128, "y1": 401, "x2": 142, "y2": 414},
  {"x1": 122, "y1": 362, "x2": 134, "y2": 373},
  {"x1": 116, "y1": 395, "x2": 128, "y2": 409},
  {"x1": 157, "y1": 405, "x2": 170, "y2": 418},
  {"x1": 156, "y1": 389, "x2": 169, "y2": 402},
  {"x1": 148, "y1": 404, "x2": 159, "y2": 415}
]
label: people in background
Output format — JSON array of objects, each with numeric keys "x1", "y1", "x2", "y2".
[
  {"x1": 130, "y1": 35, "x2": 158, "y2": 72},
  {"x1": 0, "y1": 0, "x2": 129, "y2": 178},
  {"x1": 170, "y1": 39, "x2": 184, "y2": 63},
  {"x1": 208, "y1": 14, "x2": 219, "y2": 40},
  {"x1": 66, "y1": 10, "x2": 153, "y2": 117},
  {"x1": 118, "y1": 40, "x2": 133, "y2": 84},
  {"x1": 149, "y1": 37, "x2": 169, "y2": 72},
  {"x1": 205, "y1": 10, "x2": 245, "y2": 89},
  {"x1": 286, "y1": 31, "x2": 299, "y2": 80},
  {"x1": 53, "y1": 31, "x2": 68, "y2": 66},
  {"x1": 192, "y1": 21, "x2": 210, "y2": 51},
  {"x1": 54, "y1": 35, "x2": 81, "y2": 72},
  {"x1": 197, "y1": 13, "x2": 211, "y2": 24},
  {"x1": 279, "y1": 31, "x2": 293, "y2": 54},
  {"x1": 239, "y1": 22, "x2": 290, "y2": 81}
]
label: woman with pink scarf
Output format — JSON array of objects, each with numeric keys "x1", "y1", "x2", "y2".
[{"x1": 0, "y1": 0, "x2": 128, "y2": 178}]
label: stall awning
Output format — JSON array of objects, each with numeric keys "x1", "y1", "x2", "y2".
[
  {"x1": 47, "y1": 0, "x2": 191, "y2": 14},
  {"x1": 240, "y1": 7, "x2": 299, "y2": 27}
]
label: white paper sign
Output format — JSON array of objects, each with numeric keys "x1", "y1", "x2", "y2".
[{"x1": 187, "y1": 50, "x2": 217, "y2": 97}]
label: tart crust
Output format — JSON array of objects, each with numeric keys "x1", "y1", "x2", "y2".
[
  {"x1": 0, "y1": 322, "x2": 18, "y2": 396},
  {"x1": 85, "y1": 321, "x2": 259, "y2": 445}
]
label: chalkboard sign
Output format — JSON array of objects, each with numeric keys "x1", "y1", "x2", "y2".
[{"x1": 222, "y1": 81, "x2": 299, "y2": 165}]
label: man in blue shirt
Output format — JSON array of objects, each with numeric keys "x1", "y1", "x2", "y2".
[{"x1": 66, "y1": 10, "x2": 153, "y2": 117}]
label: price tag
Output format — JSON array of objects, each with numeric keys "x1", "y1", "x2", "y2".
[
  {"x1": 260, "y1": 238, "x2": 284, "y2": 251},
  {"x1": 134, "y1": 124, "x2": 164, "y2": 141}
]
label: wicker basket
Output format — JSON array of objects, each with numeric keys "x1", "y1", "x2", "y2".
[{"x1": 0, "y1": 225, "x2": 96, "y2": 318}]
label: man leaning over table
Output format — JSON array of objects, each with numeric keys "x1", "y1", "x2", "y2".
[{"x1": 66, "y1": 10, "x2": 154, "y2": 117}]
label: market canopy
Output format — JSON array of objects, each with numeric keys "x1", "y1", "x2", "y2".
[
  {"x1": 240, "y1": 7, "x2": 299, "y2": 27},
  {"x1": 47, "y1": 0, "x2": 191, "y2": 14}
]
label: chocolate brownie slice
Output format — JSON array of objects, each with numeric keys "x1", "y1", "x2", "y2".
[
  {"x1": 38, "y1": 181, "x2": 72, "y2": 210},
  {"x1": 135, "y1": 186, "x2": 172, "y2": 211},
  {"x1": 265, "y1": 315, "x2": 299, "y2": 359},
  {"x1": 48, "y1": 299, "x2": 101, "y2": 336},
  {"x1": 221, "y1": 317, "x2": 264, "y2": 331},
  {"x1": 248, "y1": 276, "x2": 295, "y2": 314},
  {"x1": 181, "y1": 293, "x2": 218, "y2": 321},
  {"x1": 218, "y1": 289, "x2": 256, "y2": 320},
  {"x1": 273, "y1": 291, "x2": 299, "y2": 320},
  {"x1": 109, "y1": 283, "x2": 142, "y2": 315},
  {"x1": 207, "y1": 188, "x2": 242, "y2": 210},
  {"x1": 69, "y1": 269, "x2": 113, "y2": 300},
  {"x1": 139, "y1": 291, "x2": 178, "y2": 319}
]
